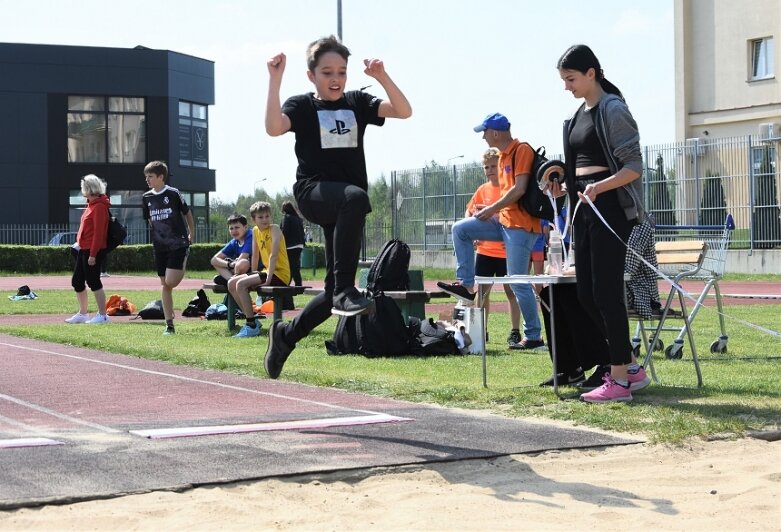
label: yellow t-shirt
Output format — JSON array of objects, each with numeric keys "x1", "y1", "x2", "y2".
[{"x1": 253, "y1": 225, "x2": 291, "y2": 285}]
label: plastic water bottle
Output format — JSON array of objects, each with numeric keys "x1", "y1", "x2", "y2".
[{"x1": 549, "y1": 230, "x2": 563, "y2": 275}]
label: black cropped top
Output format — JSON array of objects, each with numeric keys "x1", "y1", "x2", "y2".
[{"x1": 569, "y1": 104, "x2": 609, "y2": 168}]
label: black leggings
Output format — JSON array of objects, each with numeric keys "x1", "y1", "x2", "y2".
[
  {"x1": 284, "y1": 180, "x2": 370, "y2": 345},
  {"x1": 287, "y1": 247, "x2": 303, "y2": 286},
  {"x1": 71, "y1": 249, "x2": 107, "y2": 293},
  {"x1": 573, "y1": 187, "x2": 634, "y2": 366}
]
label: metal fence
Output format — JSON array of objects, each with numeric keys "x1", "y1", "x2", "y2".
[
  {"x1": 0, "y1": 223, "x2": 227, "y2": 247},
  {"x1": 3, "y1": 135, "x2": 778, "y2": 258},
  {"x1": 384, "y1": 135, "x2": 781, "y2": 253}
]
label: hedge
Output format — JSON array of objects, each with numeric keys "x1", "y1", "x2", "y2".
[{"x1": 0, "y1": 243, "x2": 326, "y2": 273}]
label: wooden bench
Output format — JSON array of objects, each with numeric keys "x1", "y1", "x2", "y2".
[
  {"x1": 631, "y1": 239, "x2": 708, "y2": 387},
  {"x1": 203, "y1": 283, "x2": 310, "y2": 330},
  {"x1": 302, "y1": 287, "x2": 449, "y2": 324}
]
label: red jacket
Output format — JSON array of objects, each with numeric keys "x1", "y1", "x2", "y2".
[{"x1": 77, "y1": 194, "x2": 110, "y2": 258}]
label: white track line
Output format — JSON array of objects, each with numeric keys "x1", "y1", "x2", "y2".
[
  {"x1": 130, "y1": 413, "x2": 412, "y2": 439},
  {"x1": 0, "y1": 341, "x2": 396, "y2": 417},
  {"x1": 0, "y1": 438, "x2": 64, "y2": 449},
  {"x1": 0, "y1": 392, "x2": 119, "y2": 433}
]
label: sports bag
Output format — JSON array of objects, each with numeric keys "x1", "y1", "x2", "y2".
[
  {"x1": 366, "y1": 239, "x2": 411, "y2": 292},
  {"x1": 182, "y1": 289, "x2": 211, "y2": 317},
  {"x1": 511, "y1": 143, "x2": 564, "y2": 221},
  {"x1": 409, "y1": 317, "x2": 461, "y2": 356},
  {"x1": 105, "y1": 209, "x2": 127, "y2": 252},
  {"x1": 133, "y1": 299, "x2": 165, "y2": 320},
  {"x1": 325, "y1": 294, "x2": 412, "y2": 357}
]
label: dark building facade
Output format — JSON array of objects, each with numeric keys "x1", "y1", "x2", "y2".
[{"x1": 0, "y1": 42, "x2": 215, "y2": 238}]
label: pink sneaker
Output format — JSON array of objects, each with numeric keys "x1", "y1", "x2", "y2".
[
  {"x1": 627, "y1": 367, "x2": 651, "y2": 391},
  {"x1": 580, "y1": 376, "x2": 632, "y2": 403}
]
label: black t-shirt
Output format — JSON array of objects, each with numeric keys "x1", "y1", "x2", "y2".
[
  {"x1": 282, "y1": 91, "x2": 385, "y2": 190},
  {"x1": 281, "y1": 212, "x2": 306, "y2": 248},
  {"x1": 570, "y1": 104, "x2": 609, "y2": 168},
  {"x1": 142, "y1": 185, "x2": 191, "y2": 250}
]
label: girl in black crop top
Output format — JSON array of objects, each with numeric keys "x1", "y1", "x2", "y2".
[
  {"x1": 554, "y1": 44, "x2": 648, "y2": 403},
  {"x1": 569, "y1": 106, "x2": 609, "y2": 169}
]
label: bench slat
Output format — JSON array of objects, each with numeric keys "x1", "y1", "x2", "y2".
[
  {"x1": 655, "y1": 240, "x2": 706, "y2": 252},
  {"x1": 657, "y1": 252, "x2": 705, "y2": 265}
]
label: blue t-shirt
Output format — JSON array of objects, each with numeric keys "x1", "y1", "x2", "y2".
[{"x1": 220, "y1": 229, "x2": 253, "y2": 260}]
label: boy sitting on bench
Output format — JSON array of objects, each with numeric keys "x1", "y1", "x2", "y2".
[
  {"x1": 228, "y1": 201, "x2": 291, "y2": 338},
  {"x1": 210, "y1": 213, "x2": 253, "y2": 286}
]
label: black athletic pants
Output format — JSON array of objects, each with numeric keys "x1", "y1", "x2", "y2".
[
  {"x1": 283, "y1": 179, "x2": 370, "y2": 345},
  {"x1": 573, "y1": 187, "x2": 634, "y2": 366}
]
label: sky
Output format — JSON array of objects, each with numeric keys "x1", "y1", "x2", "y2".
[{"x1": 2, "y1": 0, "x2": 675, "y2": 202}]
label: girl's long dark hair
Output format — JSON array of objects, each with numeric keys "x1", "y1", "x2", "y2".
[{"x1": 557, "y1": 44, "x2": 624, "y2": 101}]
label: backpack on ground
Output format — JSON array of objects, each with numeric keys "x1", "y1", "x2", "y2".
[
  {"x1": 326, "y1": 294, "x2": 412, "y2": 358},
  {"x1": 366, "y1": 239, "x2": 411, "y2": 292},
  {"x1": 204, "y1": 303, "x2": 228, "y2": 320},
  {"x1": 409, "y1": 317, "x2": 461, "y2": 356},
  {"x1": 182, "y1": 289, "x2": 211, "y2": 318},
  {"x1": 512, "y1": 143, "x2": 564, "y2": 221},
  {"x1": 105, "y1": 209, "x2": 127, "y2": 252},
  {"x1": 133, "y1": 299, "x2": 164, "y2": 320},
  {"x1": 106, "y1": 294, "x2": 137, "y2": 316}
]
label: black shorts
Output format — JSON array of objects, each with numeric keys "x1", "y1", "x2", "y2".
[
  {"x1": 254, "y1": 271, "x2": 289, "y2": 286},
  {"x1": 475, "y1": 254, "x2": 507, "y2": 277},
  {"x1": 154, "y1": 247, "x2": 189, "y2": 277}
]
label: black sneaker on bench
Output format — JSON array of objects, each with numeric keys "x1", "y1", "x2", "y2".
[{"x1": 331, "y1": 287, "x2": 374, "y2": 317}]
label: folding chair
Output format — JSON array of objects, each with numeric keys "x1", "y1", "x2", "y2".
[{"x1": 631, "y1": 214, "x2": 735, "y2": 387}]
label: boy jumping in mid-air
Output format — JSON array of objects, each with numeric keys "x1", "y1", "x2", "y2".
[
  {"x1": 228, "y1": 202, "x2": 291, "y2": 338},
  {"x1": 263, "y1": 35, "x2": 412, "y2": 378}
]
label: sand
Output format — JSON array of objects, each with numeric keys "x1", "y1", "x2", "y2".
[{"x1": 2, "y1": 437, "x2": 778, "y2": 531}]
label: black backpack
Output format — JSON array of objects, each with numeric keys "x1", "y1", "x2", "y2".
[
  {"x1": 366, "y1": 239, "x2": 411, "y2": 292},
  {"x1": 133, "y1": 300, "x2": 165, "y2": 320},
  {"x1": 326, "y1": 294, "x2": 412, "y2": 358},
  {"x1": 106, "y1": 209, "x2": 127, "y2": 252},
  {"x1": 182, "y1": 289, "x2": 211, "y2": 317},
  {"x1": 409, "y1": 317, "x2": 461, "y2": 356},
  {"x1": 511, "y1": 143, "x2": 563, "y2": 221}
]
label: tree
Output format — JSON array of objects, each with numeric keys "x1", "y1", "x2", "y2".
[
  {"x1": 699, "y1": 171, "x2": 727, "y2": 226},
  {"x1": 648, "y1": 154, "x2": 676, "y2": 225},
  {"x1": 751, "y1": 146, "x2": 781, "y2": 248}
]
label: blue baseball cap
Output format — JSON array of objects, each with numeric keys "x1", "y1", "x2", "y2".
[{"x1": 473, "y1": 113, "x2": 511, "y2": 132}]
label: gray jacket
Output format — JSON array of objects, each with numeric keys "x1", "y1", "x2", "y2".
[{"x1": 563, "y1": 93, "x2": 645, "y2": 221}]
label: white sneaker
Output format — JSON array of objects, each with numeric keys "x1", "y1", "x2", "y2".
[
  {"x1": 65, "y1": 313, "x2": 89, "y2": 324},
  {"x1": 86, "y1": 314, "x2": 110, "y2": 324}
]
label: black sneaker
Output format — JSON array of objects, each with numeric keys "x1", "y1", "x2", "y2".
[
  {"x1": 332, "y1": 287, "x2": 374, "y2": 317},
  {"x1": 507, "y1": 329, "x2": 521, "y2": 347},
  {"x1": 578, "y1": 365, "x2": 611, "y2": 391},
  {"x1": 264, "y1": 320, "x2": 293, "y2": 379},
  {"x1": 213, "y1": 274, "x2": 228, "y2": 287},
  {"x1": 539, "y1": 370, "x2": 586, "y2": 387},
  {"x1": 509, "y1": 338, "x2": 546, "y2": 351},
  {"x1": 163, "y1": 325, "x2": 175, "y2": 336},
  {"x1": 436, "y1": 281, "x2": 476, "y2": 302}
]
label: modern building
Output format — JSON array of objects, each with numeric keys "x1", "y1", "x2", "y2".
[
  {"x1": 0, "y1": 42, "x2": 215, "y2": 239},
  {"x1": 675, "y1": 0, "x2": 779, "y2": 140}
]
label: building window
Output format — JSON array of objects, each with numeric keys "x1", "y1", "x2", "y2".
[
  {"x1": 178, "y1": 101, "x2": 209, "y2": 168},
  {"x1": 750, "y1": 37, "x2": 774, "y2": 81},
  {"x1": 68, "y1": 96, "x2": 146, "y2": 163}
]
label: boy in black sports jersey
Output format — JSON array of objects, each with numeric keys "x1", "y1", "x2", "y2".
[
  {"x1": 142, "y1": 160, "x2": 195, "y2": 335},
  {"x1": 263, "y1": 35, "x2": 412, "y2": 379}
]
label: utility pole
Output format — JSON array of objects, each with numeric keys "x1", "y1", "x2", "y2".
[{"x1": 337, "y1": 0, "x2": 343, "y2": 40}]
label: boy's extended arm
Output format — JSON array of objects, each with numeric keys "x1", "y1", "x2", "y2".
[
  {"x1": 263, "y1": 225, "x2": 284, "y2": 285},
  {"x1": 185, "y1": 211, "x2": 195, "y2": 244},
  {"x1": 265, "y1": 53, "x2": 292, "y2": 136},
  {"x1": 364, "y1": 59, "x2": 412, "y2": 119}
]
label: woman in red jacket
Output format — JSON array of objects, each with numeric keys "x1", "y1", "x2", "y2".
[{"x1": 65, "y1": 174, "x2": 111, "y2": 324}]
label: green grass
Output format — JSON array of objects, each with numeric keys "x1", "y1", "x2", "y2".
[{"x1": 1, "y1": 273, "x2": 779, "y2": 445}]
